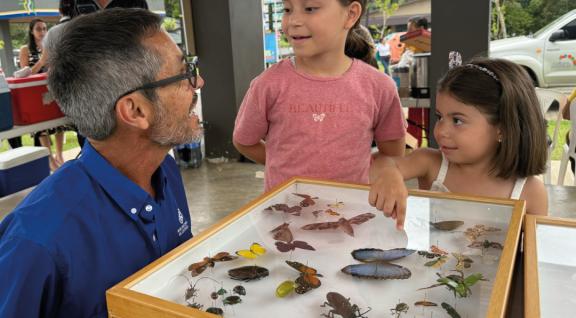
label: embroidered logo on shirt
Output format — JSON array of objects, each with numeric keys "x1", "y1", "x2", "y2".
[
  {"x1": 312, "y1": 113, "x2": 326, "y2": 122},
  {"x1": 177, "y1": 207, "x2": 189, "y2": 236}
]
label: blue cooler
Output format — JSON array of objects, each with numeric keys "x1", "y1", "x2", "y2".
[
  {"x1": 0, "y1": 146, "x2": 50, "y2": 197},
  {"x1": 0, "y1": 73, "x2": 12, "y2": 131}
]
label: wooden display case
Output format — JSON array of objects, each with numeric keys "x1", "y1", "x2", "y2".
[
  {"x1": 524, "y1": 215, "x2": 576, "y2": 318},
  {"x1": 107, "y1": 177, "x2": 525, "y2": 318}
]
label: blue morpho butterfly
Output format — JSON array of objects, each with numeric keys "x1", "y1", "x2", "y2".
[{"x1": 341, "y1": 248, "x2": 415, "y2": 280}]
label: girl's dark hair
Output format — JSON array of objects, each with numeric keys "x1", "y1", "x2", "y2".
[
  {"x1": 438, "y1": 57, "x2": 547, "y2": 179},
  {"x1": 27, "y1": 19, "x2": 45, "y2": 55},
  {"x1": 338, "y1": 0, "x2": 375, "y2": 65}
]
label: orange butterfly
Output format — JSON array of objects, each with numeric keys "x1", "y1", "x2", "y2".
[{"x1": 188, "y1": 252, "x2": 238, "y2": 277}]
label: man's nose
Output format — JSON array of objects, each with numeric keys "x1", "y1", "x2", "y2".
[{"x1": 194, "y1": 75, "x2": 205, "y2": 90}]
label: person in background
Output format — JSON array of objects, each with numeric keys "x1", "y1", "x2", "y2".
[
  {"x1": 18, "y1": 18, "x2": 66, "y2": 171},
  {"x1": 0, "y1": 9, "x2": 201, "y2": 316},
  {"x1": 561, "y1": 87, "x2": 576, "y2": 174},
  {"x1": 370, "y1": 57, "x2": 548, "y2": 226},
  {"x1": 376, "y1": 36, "x2": 391, "y2": 74},
  {"x1": 233, "y1": 0, "x2": 406, "y2": 229}
]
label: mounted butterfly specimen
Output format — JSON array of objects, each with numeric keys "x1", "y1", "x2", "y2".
[
  {"x1": 430, "y1": 220, "x2": 464, "y2": 231},
  {"x1": 292, "y1": 193, "x2": 318, "y2": 207},
  {"x1": 464, "y1": 224, "x2": 501, "y2": 242},
  {"x1": 452, "y1": 253, "x2": 474, "y2": 270},
  {"x1": 301, "y1": 212, "x2": 375, "y2": 237},
  {"x1": 188, "y1": 252, "x2": 238, "y2": 277},
  {"x1": 270, "y1": 223, "x2": 315, "y2": 252},
  {"x1": 264, "y1": 204, "x2": 303, "y2": 216},
  {"x1": 286, "y1": 261, "x2": 323, "y2": 294},
  {"x1": 236, "y1": 242, "x2": 266, "y2": 259},
  {"x1": 341, "y1": 248, "x2": 414, "y2": 280},
  {"x1": 468, "y1": 240, "x2": 503, "y2": 250}
]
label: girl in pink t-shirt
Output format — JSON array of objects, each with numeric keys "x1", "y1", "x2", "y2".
[{"x1": 233, "y1": 0, "x2": 406, "y2": 202}]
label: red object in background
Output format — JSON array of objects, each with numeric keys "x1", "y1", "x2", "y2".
[
  {"x1": 385, "y1": 32, "x2": 406, "y2": 64},
  {"x1": 407, "y1": 108, "x2": 429, "y2": 147},
  {"x1": 6, "y1": 73, "x2": 64, "y2": 125},
  {"x1": 400, "y1": 29, "x2": 431, "y2": 52}
]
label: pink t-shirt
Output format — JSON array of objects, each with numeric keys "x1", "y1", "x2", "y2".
[{"x1": 234, "y1": 58, "x2": 406, "y2": 191}]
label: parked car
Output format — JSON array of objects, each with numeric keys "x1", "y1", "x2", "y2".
[{"x1": 490, "y1": 9, "x2": 576, "y2": 87}]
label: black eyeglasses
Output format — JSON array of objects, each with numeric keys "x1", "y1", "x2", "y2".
[{"x1": 115, "y1": 55, "x2": 199, "y2": 106}]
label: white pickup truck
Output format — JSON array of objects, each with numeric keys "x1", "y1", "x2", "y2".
[{"x1": 490, "y1": 9, "x2": 576, "y2": 88}]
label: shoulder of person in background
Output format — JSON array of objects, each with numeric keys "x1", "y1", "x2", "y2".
[{"x1": 562, "y1": 87, "x2": 576, "y2": 120}]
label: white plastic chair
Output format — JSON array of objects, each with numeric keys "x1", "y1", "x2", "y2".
[
  {"x1": 558, "y1": 100, "x2": 576, "y2": 185},
  {"x1": 535, "y1": 88, "x2": 563, "y2": 184}
]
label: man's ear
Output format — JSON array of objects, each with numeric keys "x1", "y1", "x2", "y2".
[
  {"x1": 115, "y1": 93, "x2": 153, "y2": 130},
  {"x1": 345, "y1": 1, "x2": 362, "y2": 29}
]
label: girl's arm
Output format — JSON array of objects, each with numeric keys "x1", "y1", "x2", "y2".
[
  {"x1": 19, "y1": 46, "x2": 29, "y2": 68},
  {"x1": 233, "y1": 140, "x2": 266, "y2": 164},
  {"x1": 30, "y1": 53, "x2": 47, "y2": 74},
  {"x1": 522, "y1": 176, "x2": 548, "y2": 216},
  {"x1": 369, "y1": 147, "x2": 438, "y2": 230}
]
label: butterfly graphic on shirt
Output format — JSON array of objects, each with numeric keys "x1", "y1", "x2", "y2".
[
  {"x1": 301, "y1": 213, "x2": 375, "y2": 237},
  {"x1": 312, "y1": 113, "x2": 326, "y2": 122},
  {"x1": 270, "y1": 223, "x2": 315, "y2": 253},
  {"x1": 188, "y1": 252, "x2": 238, "y2": 277},
  {"x1": 236, "y1": 242, "x2": 267, "y2": 259}
]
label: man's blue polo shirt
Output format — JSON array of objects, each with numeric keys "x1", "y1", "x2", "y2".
[{"x1": 0, "y1": 142, "x2": 192, "y2": 317}]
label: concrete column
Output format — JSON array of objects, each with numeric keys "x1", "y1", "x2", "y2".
[
  {"x1": 428, "y1": 0, "x2": 491, "y2": 147},
  {"x1": 188, "y1": 0, "x2": 264, "y2": 159}
]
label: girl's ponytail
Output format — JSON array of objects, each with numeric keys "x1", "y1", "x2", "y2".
[{"x1": 345, "y1": 25, "x2": 378, "y2": 68}]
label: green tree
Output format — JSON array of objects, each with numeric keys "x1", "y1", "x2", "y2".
[
  {"x1": 504, "y1": 1, "x2": 534, "y2": 37},
  {"x1": 368, "y1": 0, "x2": 403, "y2": 38},
  {"x1": 164, "y1": 0, "x2": 181, "y2": 18}
]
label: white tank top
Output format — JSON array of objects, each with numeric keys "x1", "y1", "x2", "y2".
[{"x1": 430, "y1": 154, "x2": 527, "y2": 200}]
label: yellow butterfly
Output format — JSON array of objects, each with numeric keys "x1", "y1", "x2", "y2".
[{"x1": 236, "y1": 243, "x2": 266, "y2": 259}]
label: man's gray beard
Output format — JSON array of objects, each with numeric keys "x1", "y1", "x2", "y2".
[{"x1": 149, "y1": 101, "x2": 203, "y2": 147}]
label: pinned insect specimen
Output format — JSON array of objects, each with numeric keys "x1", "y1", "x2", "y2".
[
  {"x1": 464, "y1": 224, "x2": 501, "y2": 242},
  {"x1": 419, "y1": 270, "x2": 487, "y2": 298},
  {"x1": 343, "y1": 248, "x2": 413, "y2": 280},
  {"x1": 327, "y1": 200, "x2": 345, "y2": 209},
  {"x1": 312, "y1": 210, "x2": 324, "y2": 218},
  {"x1": 206, "y1": 307, "x2": 224, "y2": 316},
  {"x1": 468, "y1": 240, "x2": 503, "y2": 250},
  {"x1": 187, "y1": 302, "x2": 203, "y2": 310},
  {"x1": 352, "y1": 248, "x2": 415, "y2": 262},
  {"x1": 293, "y1": 193, "x2": 318, "y2": 207},
  {"x1": 188, "y1": 252, "x2": 238, "y2": 277},
  {"x1": 417, "y1": 251, "x2": 442, "y2": 259},
  {"x1": 414, "y1": 300, "x2": 437, "y2": 307},
  {"x1": 216, "y1": 287, "x2": 227, "y2": 296},
  {"x1": 390, "y1": 302, "x2": 409, "y2": 318},
  {"x1": 452, "y1": 253, "x2": 474, "y2": 270},
  {"x1": 181, "y1": 276, "x2": 223, "y2": 311},
  {"x1": 223, "y1": 295, "x2": 242, "y2": 305},
  {"x1": 430, "y1": 220, "x2": 464, "y2": 231},
  {"x1": 301, "y1": 213, "x2": 375, "y2": 237},
  {"x1": 430, "y1": 245, "x2": 448, "y2": 255},
  {"x1": 321, "y1": 292, "x2": 371, "y2": 318},
  {"x1": 228, "y1": 265, "x2": 269, "y2": 281},
  {"x1": 233, "y1": 285, "x2": 246, "y2": 296},
  {"x1": 276, "y1": 280, "x2": 296, "y2": 298},
  {"x1": 264, "y1": 204, "x2": 303, "y2": 216},
  {"x1": 325, "y1": 209, "x2": 341, "y2": 216},
  {"x1": 286, "y1": 261, "x2": 323, "y2": 294},
  {"x1": 236, "y1": 242, "x2": 266, "y2": 259},
  {"x1": 270, "y1": 223, "x2": 315, "y2": 252},
  {"x1": 210, "y1": 292, "x2": 219, "y2": 300},
  {"x1": 441, "y1": 302, "x2": 461, "y2": 318},
  {"x1": 424, "y1": 255, "x2": 447, "y2": 268}
]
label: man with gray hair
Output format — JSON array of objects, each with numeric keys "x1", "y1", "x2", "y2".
[{"x1": 0, "y1": 8, "x2": 202, "y2": 317}]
